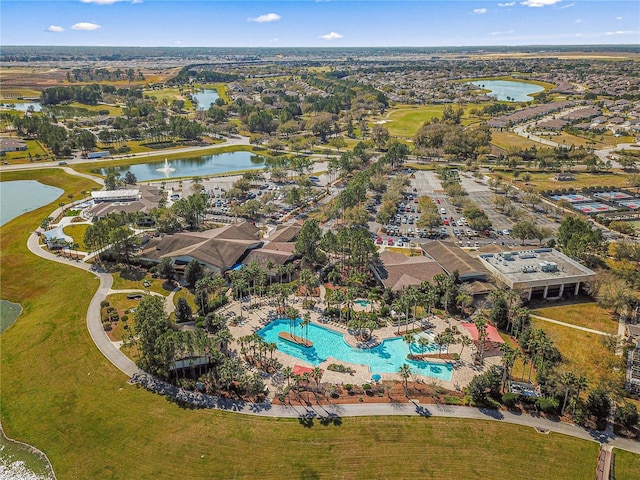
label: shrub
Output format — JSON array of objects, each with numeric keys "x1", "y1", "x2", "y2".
[
  {"x1": 102, "y1": 321, "x2": 112, "y2": 331},
  {"x1": 444, "y1": 396, "x2": 462, "y2": 405},
  {"x1": 362, "y1": 383, "x2": 372, "y2": 391},
  {"x1": 344, "y1": 384, "x2": 353, "y2": 391},
  {"x1": 586, "y1": 388, "x2": 611, "y2": 422},
  {"x1": 100, "y1": 300, "x2": 110, "y2": 308},
  {"x1": 536, "y1": 397, "x2": 560, "y2": 414},
  {"x1": 502, "y1": 392, "x2": 518, "y2": 408},
  {"x1": 615, "y1": 402, "x2": 639, "y2": 428},
  {"x1": 121, "y1": 315, "x2": 128, "y2": 322}
]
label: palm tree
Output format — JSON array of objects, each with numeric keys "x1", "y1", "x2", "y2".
[
  {"x1": 499, "y1": 343, "x2": 520, "y2": 392},
  {"x1": 403, "y1": 333, "x2": 414, "y2": 356},
  {"x1": 459, "y1": 335, "x2": 473, "y2": 358},
  {"x1": 282, "y1": 366, "x2": 293, "y2": 389},
  {"x1": 572, "y1": 375, "x2": 588, "y2": 414},
  {"x1": 301, "y1": 312, "x2": 311, "y2": 344},
  {"x1": 418, "y1": 336, "x2": 430, "y2": 355},
  {"x1": 398, "y1": 363, "x2": 412, "y2": 397},
  {"x1": 266, "y1": 259, "x2": 275, "y2": 287}
]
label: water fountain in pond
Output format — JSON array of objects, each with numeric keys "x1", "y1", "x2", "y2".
[{"x1": 157, "y1": 158, "x2": 175, "y2": 174}]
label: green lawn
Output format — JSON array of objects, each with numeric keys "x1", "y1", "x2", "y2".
[
  {"x1": 530, "y1": 300, "x2": 618, "y2": 335},
  {"x1": 61, "y1": 223, "x2": 90, "y2": 251},
  {"x1": 491, "y1": 131, "x2": 542, "y2": 151},
  {"x1": 615, "y1": 448, "x2": 640, "y2": 480},
  {"x1": 109, "y1": 266, "x2": 171, "y2": 296},
  {"x1": 500, "y1": 171, "x2": 632, "y2": 192},
  {"x1": 530, "y1": 319, "x2": 622, "y2": 387},
  {"x1": 1, "y1": 169, "x2": 635, "y2": 479}
]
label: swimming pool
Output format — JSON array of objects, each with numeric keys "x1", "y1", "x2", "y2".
[
  {"x1": 354, "y1": 299, "x2": 370, "y2": 307},
  {"x1": 257, "y1": 319, "x2": 453, "y2": 381}
]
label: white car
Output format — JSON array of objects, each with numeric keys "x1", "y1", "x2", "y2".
[{"x1": 440, "y1": 208, "x2": 446, "y2": 214}]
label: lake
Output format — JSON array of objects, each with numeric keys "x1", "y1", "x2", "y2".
[
  {"x1": 0, "y1": 300, "x2": 22, "y2": 334},
  {"x1": 1, "y1": 102, "x2": 42, "y2": 112},
  {"x1": 0, "y1": 430, "x2": 55, "y2": 480},
  {"x1": 99, "y1": 150, "x2": 266, "y2": 181},
  {"x1": 468, "y1": 79, "x2": 545, "y2": 102},
  {"x1": 192, "y1": 89, "x2": 220, "y2": 110},
  {"x1": 0, "y1": 180, "x2": 64, "y2": 226}
]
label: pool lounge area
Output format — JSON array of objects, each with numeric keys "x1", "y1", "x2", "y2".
[{"x1": 257, "y1": 319, "x2": 453, "y2": 381}]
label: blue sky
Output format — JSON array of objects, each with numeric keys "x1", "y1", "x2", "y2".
[{"x1": 1, "y1": 1, "x2": 638, "y2": 47}]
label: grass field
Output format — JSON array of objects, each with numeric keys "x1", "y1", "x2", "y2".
[
  {"x1": 530, "y1": 319, "x2": 621, "y2": 387},
  {"x1": 615, "y1": 448, "x2": 640, "y2": 480},
  {"x1": 173, "y1": 287, "x2": 198, "y2": 311},
  {"x1": 1, "y1": 169, "x2": 634, "y2": 479},
  {"x1": 530, "y1": 300, "x2": 618, "y2": 335},
  {"x1": 491, "y1": 131, "x2": 543, "y2": 151},
  {"x1": 61, "y1": 223, "x2": 90, "y2": 251},
  {"x1": 501, "y1": 171, "x2": 632, "y2": 192},
  {"x1": 373, "y1": 104, "x2": 485, "y2": 138},
  {"x1": 109, "y1": 266, "x2": 171, "y2": 296}
]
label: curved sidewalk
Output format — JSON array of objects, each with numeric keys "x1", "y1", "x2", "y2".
[{"x1": 25, "y1": 232, "x2": 640, "y2": 455}]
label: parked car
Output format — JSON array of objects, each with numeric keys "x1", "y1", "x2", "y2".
[
  {"x1": 387, "y1": 237, "x2": 394, "y2": 245},
  {"x1": 436, "y1": 199, "x2": 440, "y2": 204},
  {"x1": 376, "y1": 237, "x2": 383, "y2": 245}
]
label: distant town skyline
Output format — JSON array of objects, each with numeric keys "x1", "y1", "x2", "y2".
[{"x1": 1, "y1": 0, "x2": 638, "y2": 48}]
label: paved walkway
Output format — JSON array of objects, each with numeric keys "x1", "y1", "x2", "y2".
[{"x1": 530, "y1": 314, "x2": 610, "y2": 336}]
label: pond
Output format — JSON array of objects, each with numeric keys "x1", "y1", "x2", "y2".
[
  {"x1": 1, "y1": 102, "x2": 42, "y2": 112},
  {"x1": 468, "y1": 79, "x2": 545, "y2": 102},
  {"x1": 192, "y1": 89, "x2": 220, "y2": 110},
  {"x1": 0, "y1": 300, "x2": 22, "y2": 334},
  {"x1": 0, "y1": 430, "x2": 55, "y2": 480},
  {"x1": 98, "y1": 150, "x2": 266, "y2": 181},
  {"x1": 0, "y1": 180, "x2": 64, "y2": 226}
]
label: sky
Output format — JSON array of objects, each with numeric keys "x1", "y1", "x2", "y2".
[{"x1": 1, "y1": 0, "x2": 638, "y2": 47}]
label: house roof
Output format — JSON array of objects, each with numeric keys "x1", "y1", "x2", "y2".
[
  {"x1": 140, "y1": 223, "x2": 262, "y2": 271},
  {"x1": 421, "y1": 241, "x2": 490, "y2": 282},
  {"x1": 374, "y1": 251, "x2": 445, "y2": 292},
  {"x1": 242, "y1": 241, "x2": 296, "y2": 267},
  {"x1": 268, "y1": 224, "x2": 301, "y2": 243}
]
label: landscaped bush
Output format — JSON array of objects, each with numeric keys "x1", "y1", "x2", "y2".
[
  {"x1": 102, "y1": 321, "x2": 112, "y2": 331},
  {"x1": 344, "y1": 384, "x2": 353, "y2": 391},
  {"x1": 362, "y1": 383, "x2": 372, "y2": 391},
  {"x1": 502, "y1": 392, "x2": 518, "y2": 408},
  {"x1": 121, "y1": 315, "x2": 128, "y2": 322},
  {"x1": 444, "y1": 396, "x2": 463, "y2": 405},
  {"x1": 100, "y1": 300, "x2": 110, "y2": 308},
  {"x1": 536, "y1": 397, "x2": 559, "y2": 414},
  {"x1": 327, "y1": 363, "x2": 355, "y2": 374}
]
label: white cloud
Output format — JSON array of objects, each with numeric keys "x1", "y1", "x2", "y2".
[
  {"x1": 575, "y1": 19, "x2": 582, "y2": 23},
  {"x1": 71, "y1": 22, "x2": 102, "y2": 31},
  {"x1": 606, "y1": 30, "x2": 637, "y2": 36},
  {"x1": 270, "y1": 38, "x2": 279, "y2": 42},
  {"x1": 320, "y1": 32, "x2": 343, "y2": 40},
  {"x1": 557, "y1": 2, "x2": 575, "y2": 9},
  {"x1": 498, "y1": 2, "x2": 515, "y2": 6},
  {"x1": 473, "y1": 8, "x2": 488, "y2": 14},
  {"x1": 520, "y1": 0, "x2": 562, "y2": 7},
  {"x1": 248, "y1": 13, "x2": 281, "y2": 23},
  {"x1": 616, "y1": 16, "x2": 623, "y2": 20},
  {"x1": 47, "y1": 25, "x2": 64, "y2": 32},
  {"x1": 491, "y1": 29, "x2": 514, "y2": 36}
]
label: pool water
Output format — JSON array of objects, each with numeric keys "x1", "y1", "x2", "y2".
[
  {"x1": 258, "y1": 319, "x2": 453, "y2": 380},
  {"x1": 354, "y1": 299, "x2": 370, "y2": 307}
]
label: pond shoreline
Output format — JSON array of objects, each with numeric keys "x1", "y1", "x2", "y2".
[{"x1": 0, "y1": 424, "x2": 57, "y2": 480}]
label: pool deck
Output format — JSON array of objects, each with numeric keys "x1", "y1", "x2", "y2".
[{"x1": 223, "y1": 296, "x2": 501, "y2": 396}]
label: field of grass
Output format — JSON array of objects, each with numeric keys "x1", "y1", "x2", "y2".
[
  {"x1": 502, "y1": 171, "x2": 632, "y2": 192},
  {"x1": 104, "y1": 293, "x2": 140, "y2": 342},
  {"x1": 61, "y1": 223, "x2": 90, "y2": 251},
  {"x1": 0, "y1": 170, "x2": 633, "y2": 479},
  {"x1": 530, "y1": 300, "x2": 618, "y2": 334},
  {"x1": 173, "y1": 287, "x2": 198, "y2": 311},
  {"x1": 68, "y1": 102, "x2": 123, "y2": 116},
  {"x1": 109, "y1": 266, "x2": 170, "y2": 296},
  {"x1": 615, "y1": 448, "x2": 640, "y2": 480},
  {"x1": 374, "y1": 104, "x2": 485, "y2": 138},
  {"x1": 530, "y1": 319, "x2": 622, "y2": 387},
  {"x1": 491, "y1": 131, "x2": 542, "y2": 151}
]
